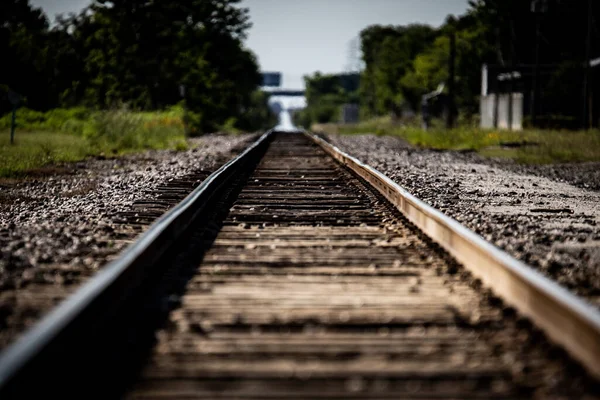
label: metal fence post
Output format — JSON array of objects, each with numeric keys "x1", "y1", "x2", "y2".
[
  {"x1": 10, "y1": 106, "x2": 16, "y2": 145},
  {"x1": 179, "y1": 84, "x2": 188, "y2": 136},
  {"x1": 7, "y1": 89, "x2": 21, "y2": 144}
]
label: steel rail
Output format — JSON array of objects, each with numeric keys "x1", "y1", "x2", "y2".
[
  {"x1": 1, "y1": 126, "x2": 599, "y2": 395},
  {"x1": 0, "y1": 130, "x2": 274, "y2": 395},
  {"x1": 306, "y1": 130, "x2": 600, "y2": 379}
]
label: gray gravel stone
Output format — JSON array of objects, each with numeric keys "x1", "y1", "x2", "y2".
[
  {"x1": 327, "y1": 133, "x2": 600, "y2": 307},
  {"x1": 0, "y1": 133, "x2": 255, "y2": 349}
]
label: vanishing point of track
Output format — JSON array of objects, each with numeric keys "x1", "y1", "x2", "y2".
[{"x1": 0, "y1": 131, "x2": 599, "y2": 398}]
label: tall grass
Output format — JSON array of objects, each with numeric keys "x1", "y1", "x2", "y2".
[
  {"x1": 318, "y1": 118, "x2": 600, "y2": 164},
  {"x1": 0, "y1": 132, "x2": 91, "y2": 176},
  {"x1": 479, "y1": 130, "x2": 600, "y2": 164},
  {"x1": 86, "y1": 108, "x2": 186, "y2": 153},
  {"x1": 0, "y1": 106, "x2": 188, "y2": 176},
  {"x1": 0, "y1": 107, "x2": 91, "y2": 131}
]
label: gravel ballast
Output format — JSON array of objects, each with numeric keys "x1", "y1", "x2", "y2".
[
  {"x1": 327, "y1": 133, "x2": 600, "y2": 307},
  {"x1": 0, "y1": 133, "x2": 255, "y2": 349}
]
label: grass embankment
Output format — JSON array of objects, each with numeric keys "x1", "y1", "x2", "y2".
[
  {"x1": 0, "y1": 107, "x2": 188, "y2": 177},
  {"x1": 317, "y1": 117, "x2": 600, "y2": 164}
]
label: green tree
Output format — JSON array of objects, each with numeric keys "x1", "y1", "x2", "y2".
[
  {"x1": 359, "y1": 24, "x2": 436, "y2": 117},
  {"x1": 78, "y1": 0, "x2": 261, "y2": 131},
  {"x1": 0, "y1": 0, "x2": 50, "y2": 112},
  {"x1": 295, "y1": 72, "x2": 360, "y2": 126},
  {"x1": 359, "y1": 0, "x2": 600, "y2": 125},
  {"x1": 2, "y1": 0, "x2": 267, "y2": 132}
]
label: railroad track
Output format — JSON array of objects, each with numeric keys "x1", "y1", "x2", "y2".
[{"x1": 0, "y1": 131, "x2": 599, "y2": 398}]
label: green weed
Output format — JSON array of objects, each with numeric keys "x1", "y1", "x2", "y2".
[
  {"x1": 0, "y1": 131, "x2": 91, "y2": 176},
  {"x1": 320, "y1": 119, "x2": 600, "y2": 164},
  {"x1": 0, "y1": 106, "x2": 188, "y2": 176}
]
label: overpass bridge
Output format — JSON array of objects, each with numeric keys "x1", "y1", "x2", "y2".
[{"x1": 262, "y1": 88, "x2": 305, "y2": 97}]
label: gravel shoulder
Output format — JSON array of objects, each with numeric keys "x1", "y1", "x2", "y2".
[
  {"x1": 0, "y1": 133, "x2": 256, "y2": 349},
  {"x1": 327, "y1": 133, "x2": 600, "y2": 307}
]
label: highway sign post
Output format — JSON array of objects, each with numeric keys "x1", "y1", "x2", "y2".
[{"x1": 7, "y1": 90, "x2": 21, "y2": 145}]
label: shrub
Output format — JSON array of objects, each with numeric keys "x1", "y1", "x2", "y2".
[
  {"x1": 86, "y1": 108, "x2": 185, "y2": 153},
  {"x1": 0, "y1": 106, "x2": 188, "y2": 176},
  {"x1": 0, "y1": 107, "x2": 90, "y2": 131}
]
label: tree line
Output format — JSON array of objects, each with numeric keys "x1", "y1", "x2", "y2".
[
  {"x1": 365, "y1": 0, "x2": 600, "y2": 128},
  {"x1": 294, "y1": 72, "x2": 359, "y2": 127},
  {"x1": 1, "y1": 0, "x2": 273, "y2": 133},
  {"x1": 302, "y1": 0, "x2": 600, "y2": 129}
]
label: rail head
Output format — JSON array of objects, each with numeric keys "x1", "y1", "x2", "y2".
[
  {"x1": 0, "y1": 130, "x2": 275, "y2": 392},
  {"x1": 305, "y1": 130, "x2": 600, "y2": 380}
]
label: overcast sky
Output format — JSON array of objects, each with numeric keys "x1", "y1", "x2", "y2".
[{"x1": 31, "y1": 0, "x2": 470, "y2": 89}]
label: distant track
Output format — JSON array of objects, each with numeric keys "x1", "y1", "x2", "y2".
[{"x1": 0, "y1": 131, "x2": 598, "y2": 398}]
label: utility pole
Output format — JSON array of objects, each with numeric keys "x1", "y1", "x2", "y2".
[
  {"x1": 447, "y1": 27, "x2": 456, "y2": 130},
  {"x1": 583, "y1": 0, "x2": 593, "y2": 130},
  {"x1": 7, "y1": 89, "x2": 21, "y2": 145},
  {"x1": 531, "y1": 12, "x2": 541, "y2": 126},
  {"x1": 493, "y1": 72, "x2": 499, "y2": 129},
  {"x1": 508, "y1": 77, "x2": 514, "y2": 131},
  {"x1": 10, "y1": 107, "x2": 16, "y2": 144},
  {"x1": 530, "y1": 0, "x2": 546, "y2": 127},
  {"x1": 508, "y1": 17, "x2": 516, "y2": 131}
]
